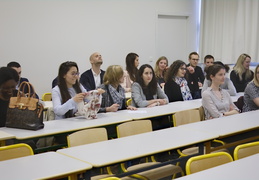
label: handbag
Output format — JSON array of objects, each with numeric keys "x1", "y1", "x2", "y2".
[{"x1": 6, "y1": 81, "x2": 44, "y2": 130}]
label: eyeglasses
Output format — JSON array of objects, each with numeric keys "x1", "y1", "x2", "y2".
[
  {"x1": 71, "y1": 72, "x2": 80, "y2": 76},
  {"x1": 191, "y1": 59, "x2": 199, "y2": 61},
  {"x1": 180, "y1": 68, "x2": 187, "y2": 71}
]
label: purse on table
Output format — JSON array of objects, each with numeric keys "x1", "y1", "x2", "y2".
[{"x1": 6, "y1": 81, "x2": 44, "y2": 130}]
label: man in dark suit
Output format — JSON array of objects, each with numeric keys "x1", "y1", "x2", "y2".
[
  {"x1": 80, "y1": 52, "x2": 105, "y2": 91},
  {"x1": 7, "y1": 61, "x2": 39, "y2": 99}
]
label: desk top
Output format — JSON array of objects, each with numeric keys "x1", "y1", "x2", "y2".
[
  {"x1": 0, "y1": 130, "x2": 15, "y2": 141},
  {"x1": 0, "y1": 112, "x2": 132, "y2": 139},
  {"x1": 58, "y1": 126, "x2": 218, "y2": 167},
  {"x1": 0, "y1": 152, "x2": 92, "y2": 180},
  {"x1": 177, "y1": 153, "x2": 259, "y2": 180},
  {"x1": 180, "y1": 110, "x2": 259, "y2": 138}
]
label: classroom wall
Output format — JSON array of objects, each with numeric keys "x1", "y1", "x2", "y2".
[{"x1": 0, "y1": 0, "x2": 199, "y2": 97}]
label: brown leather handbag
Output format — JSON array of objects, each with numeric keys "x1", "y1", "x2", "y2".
[{"x1": 6, "y1": 82, "x2": 44, "y2": 130}]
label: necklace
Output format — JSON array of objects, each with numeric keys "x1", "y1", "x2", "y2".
[{"x1": 213, "y1": 89, "x2": 223, "y2": 101}]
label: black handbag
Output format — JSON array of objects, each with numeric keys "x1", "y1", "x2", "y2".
[{"x1": 6, "y1": 81, "x2": 44, "y2": 130}]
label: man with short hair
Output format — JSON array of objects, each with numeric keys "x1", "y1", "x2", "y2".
[
  {"x1": 186, "y1": 52, "x2": 205, "y2": 99},
  {"x1": 7, "y1": 61, "x2": 39, "y2": 98},
  {"x1": 80, "y1": 52, "x2": 105, "y2": 91}
]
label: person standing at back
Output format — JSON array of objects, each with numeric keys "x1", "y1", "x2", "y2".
[
  {"x1": 230, "y1": 53, "x2": 254, "y2": 92},
  {"x1": 186, "y1": 52, "x2": 205, "y2": 99},
  {"x1": 80, "y1": 52, "x2": 105, "y2": 91}
]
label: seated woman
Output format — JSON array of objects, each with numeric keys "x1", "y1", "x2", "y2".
[
  {"x1": 243, "y1": 64, "x2": 259, "y2": 112},
  {"x1": 98, "y1": 65, "x2": 136, "y2": 113},
  {"x1": 154, "y1": 56, "x2": 168, "y2": 89},
  {"x1": 230, "y1": 53, "x2": 254, "y2": 92},
  {"x1": 202, "y1": 64, "x2": 239, "y2": 119},
  {"x1": 164, "y1": 60, "x2": 192, "y2": 102},
  {"x1": 0, "y1": 67, "x2": 19, "y2": 127},
  {"x1": 131, "y1": 64, "x2": 168, "y2": 107},
  {"x1": 202, "y1": 61, "x2": 237, "y2": 96},
  {"x1": 52, "y1": 61, "x2": 89, "y2": 119},
  {"x1": 132, "y1": 64, "x2": 169, "y2": 130},
  {"x1": 120, "y1": 52, "x2": 139, "y2": 92}
]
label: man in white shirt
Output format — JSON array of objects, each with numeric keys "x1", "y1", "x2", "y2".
[{"x1": 80, "y1": 52, "x2": 105, "y2": 91}]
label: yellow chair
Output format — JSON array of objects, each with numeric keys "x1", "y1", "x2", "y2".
[
  {"x1": 172, "y1": 109, "x2": 225, "y2": 157},
  {"x1": 185, "y1": 152, "x2": 233, "y2": 175},
  {"x1": 233, "y1": 141, "x2": 259, "y2": 160},
  {"x1": 116, "y1": 120, "x2": 183, "y2": 180},
  {"x1": 0, "y1": 143, "x2": 34, "y2": 161},
  {"x1": 126, "y1": 99, "x2": 132, "y2": 106},
  {"x1": 67, "y1": 128, "x2": 113, "y2": 179},
  {"x1": 42, "y1": 92, "x2": 52, "y2": 101}
]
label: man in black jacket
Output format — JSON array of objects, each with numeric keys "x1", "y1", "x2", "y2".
[
  {"x1": 80, "y1": 52, "x2": 105, "y2": 91},
  {"x1": 186, "y1": 52, "x2": 205, "y2": 99}
]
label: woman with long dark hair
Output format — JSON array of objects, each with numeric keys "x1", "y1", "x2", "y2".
[
  {"x1": 121, "y1": 52, "x2": 139, "y2": 92},
  {"x1": 131, "y1": 64, "x2": 168, "y2": 108},
  {"x1": 52, "y1": 61, "x2": 87, "y2": 119}
]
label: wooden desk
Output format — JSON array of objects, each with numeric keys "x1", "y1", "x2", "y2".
[
  {"x1": 177, "y1": 153, "x2": 259, "y2": 180},
  {"x1": 180, "y1": 110, "x2": 259, "y2": 152},
  {"x1": 57, "y1": 126, "x2": 218, "y2": 167},
  {"x1": 0, "y1": 152, "x2": 92, "y2": 180}
]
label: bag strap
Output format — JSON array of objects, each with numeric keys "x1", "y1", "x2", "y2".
[{"x1": 18, "y1": 81, "x2": 36, "y2": 98}]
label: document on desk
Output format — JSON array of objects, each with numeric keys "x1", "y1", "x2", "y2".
[{"x1": 127, "y1": 110, "x2": 147, "y2": 113}]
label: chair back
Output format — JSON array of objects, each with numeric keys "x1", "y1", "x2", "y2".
[
  {"x1": 173, "y1": 109, "x2": 201, "y2": 127},
  {"x1": 117, "y1": 120, "x2": 152, "y2": 138},
  {"x1": 234, "y1": 96, "x2": 244, "y2": 112},
  {"x1": 0, "y1": 143, "x2": 34, "y2": 161},
  {"x1": 186, "y1": 152, "x2": 233, "y2": 175},
  {"x1": 42, "y1": 92, "x2": 52, "y2": 101},
  {"x1": 67, "y1": 128, "x2": 108, "y2": 147},
  {"x1": 233, "y1": 141, "x2": 259, "y2": 160}
]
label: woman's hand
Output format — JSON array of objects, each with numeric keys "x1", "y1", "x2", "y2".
[
  {"x1": 147, "y1": 102, "x2": 157, "y2": 108},
  {"x1": 127, "y1": 105, "x2": 137, "y2": 110},
  {"x1": 106, "y1": 104, "x2": 119, "y2": 112},
  {"x1": 73, "y1": 93, "x2": 87, "y2": 103},
  {"x1": 157, "y1": 99, "x2": 167, "y2": 105}
]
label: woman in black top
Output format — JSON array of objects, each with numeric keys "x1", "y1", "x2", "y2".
[
  {"x1": 0, "y1": 67, "x2": 19, "y2": 127},
  {"x1": 164, "y1": 60, "x2": 192, "y2": 102}
]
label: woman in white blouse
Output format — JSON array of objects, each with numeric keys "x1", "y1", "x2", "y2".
[
  {"x1": 52, "y1": 61, "x2": 88, "y2": 119},
  {"x1": 202, "y1": 64, "x2": 239, "y2": 119}
]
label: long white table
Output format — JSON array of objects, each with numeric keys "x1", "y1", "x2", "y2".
[
  {"x1": 0, "y1": 112, "x2": 132, "y2": 140},
  {"x1": 0, "y1": 152, "x2": 92, "y2": 180},
  {"x1": 0, "y1": 130, "x2": 15, "y2": 141},
  {"x1": 57, "y1": 126, "x2": 218, "y2": 167},
  {"x1": 117, "y1": 92, "x2": 243, "y2": 120},
  {"x1": 177, "y1": 153, "x2": 259, "y2": 180},
  {"x1": 180, "y1": 110, "x2": 259, "y2": 152}
]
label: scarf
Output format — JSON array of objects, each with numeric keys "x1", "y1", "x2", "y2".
[
  {"x1": 107, "y1": 84, "x2": 125, "y2": 109},
  {"x1": 175, "y1": 77, "x2": 193, "y2": 101}
]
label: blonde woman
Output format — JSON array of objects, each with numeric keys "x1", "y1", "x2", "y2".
[
  {"x1": 243, "y1": 64, "x2": 259, "y2": 112},
  {"x1": 154, "y1": 56, "x2": 168, "y2": 88},
  {"x1": 230, "y1": 53, "x2": 254, "y2": 92},
  {"x1": 99, "y1": 65, "x2": 136, "y2": 113}
]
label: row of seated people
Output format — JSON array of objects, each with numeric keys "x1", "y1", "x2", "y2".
[{"x1": 0, "y1": 52, "x2": 258, "y2": 128}]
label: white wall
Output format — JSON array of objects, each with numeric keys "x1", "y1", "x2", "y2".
[{"x1": 0, "y1": 0, "x2": 199, "y2": 97}]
